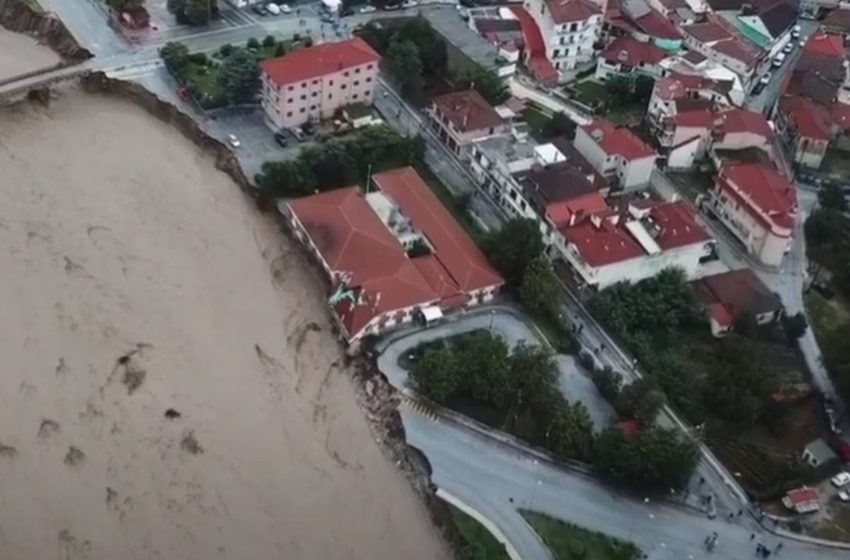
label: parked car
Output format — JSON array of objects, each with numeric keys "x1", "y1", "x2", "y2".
[
  {"x1": 783, "y1": 42, "x2": 794, "y2": 54},
  {"x1": 839, "y1": 490, "x2": 850, "y2": 502},
  {"x1": 384, "y1": 1, "x2": 402, "y2": 10},
  {"x1": 227, "y1": 134, "x2": 241, "y2": 148},
  {"x1": 792, "y1": 24, "x2": 801, "y2": 39},
  {"x1": 252, "y1": 4, "x2": 268, "y2": 15},
  {"x1": 359, "y1": 4, "x2": 376, "y2": 13},
  {"x1": 773, "y1": 53, "x2": 786, "y2": 67},
  {"x1": 273, "y1": 132, "x2": 288, "y2": 147},
  {"x1": 266, "y1": 3, "x2": 281, "y2": 15},
  {"x1": 831, "y1": 471, "x2": 850, "y2": 487},
  {"x1": 291, "y1": 127, "x2": 306, "y2": 141},
  {"x1": 279, "y1": 3, "x2": 291, "y2": 13},
  {"x1": 402, "y1": 0, "x2": 419, "y2": 7}
]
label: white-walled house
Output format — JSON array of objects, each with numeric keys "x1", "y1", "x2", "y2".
[
  {"x1": 523, "y1": 0, "x2": 603, "y2": 78},
  {"x1": 260, "y1": 37, "x2": 380, "y2": 130},
  {"x1": 708, "y1": 163, "x2": 797, "y2": 267},
  {"x1": 574, "y1": 119, "x2": 657, "y2": 188},
  {"x1": 428, "y1": 90, "x2": 507, "y2": 158}
]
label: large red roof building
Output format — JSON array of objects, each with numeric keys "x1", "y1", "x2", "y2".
[{"x1": 284, "y1": 167, "x2": 503, "y2": 342}]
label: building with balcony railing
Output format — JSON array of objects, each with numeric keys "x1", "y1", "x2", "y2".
[{"x1": 522, "y1": 0, "x2": 603, "y2": 80}]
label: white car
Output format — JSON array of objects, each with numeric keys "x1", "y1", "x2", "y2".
[
  {"x1": 359, "y1": 5, "x2": 376, "y2": 13},
  {"x1": 831, "y1": 471, "x2": 850, "y2": 487},
  {"x1": 839, "y1": 490, "x2": 850, "y2": 502},
  {"x1": 772, "y1": 53, "x2": 786, "y2": 67},
  {"x1": 783, "y1": 42, "x2": 794, "y2": 54},
  {"x1": 279, "y1": 3, "x2": 291, "y2": 13},
  {"x1": 402, "y1": 0, "x2": 419, "y2": 7},
  {"x1": 266, "y1": 3, "x2": 281, "y2": 15},
  {"x1": 759, "y1": 73, "x2": 771, "y2": 86},
  {"x1": 227, "y1": 134, "x2": 241, "y2": 148}
]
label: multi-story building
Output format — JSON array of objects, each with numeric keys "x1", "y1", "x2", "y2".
[
  {"x1": 282, "y1": 167, "x2": 504, "y2": 343},
  {"x1": 259, "y1": 37, "x2": 380, "y2": 130},
  {"x1": 681, "y1": 16, "x2": 763, "y2": 86},
  {"x1": 595, "y1": 36, "x2": 669, "y2": 81},
  {"x1": 775, "y1": 96, "x2": 833, "y2": 169},
  {"x1": 522, "y1": 0, "x2": 603, "y2": 78},
  {"x1": 428, "y1": 90, "x2": 506, "y2": 158},
  {"x1": 574, "y1": 119, "x2": 658, "y2": 188},
  {"x1": 647, "y1": 72, "x2": 735, "y2": 128},
  {"x1": 708, "y1": 162, "x2": 797, "y2": 267},
  {"x1": 556, "y1": 199, "x2": 714, "y2": 289}
]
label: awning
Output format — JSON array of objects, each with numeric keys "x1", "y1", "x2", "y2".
[{"x1": 421, "y1": 306, "x2": 443, "y2": 323}]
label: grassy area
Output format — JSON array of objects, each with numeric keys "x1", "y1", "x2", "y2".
[
  {"x1": 805, "y1": 291, "x2": 850, "y2": 343},
  {"x1": 521, "y1": 511, "x2": 642, "y2": 560},
  {"x1": 564, "y1": 79, "x2": 645, "y2": 124},
  {"x1": 523, "y1": 104, "x2": 554, "y2": 141},
  {"x1": 568, "y1": 80, "x2": 609, "y2": 109},
  {"x1": 182, "y1": 61, "x2": 227, "y2": 108},
  {"x1": 450, "y1": 506, "x2": 510, "y2": 560}
]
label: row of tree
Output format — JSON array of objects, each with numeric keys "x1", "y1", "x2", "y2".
[
  {"x1": 805, "y1": 184, "x2": 850, "y2": 400},
  {"x1": 358, "y1": 17, "x2": 508, "y2": 105},
  {"x1": 255, "y1": 124, "x2": 424, "y2": 197},
  {"x1": 167, "y1": 0, "x2": 218, "y2": 26},
  {"x1": 411, "y1": 330, "x2": 698, "y2": 491},
  {"x1": 588, "y1": 269, "x2": 803, "y2": 427}
]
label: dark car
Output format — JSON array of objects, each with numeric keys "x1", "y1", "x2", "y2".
[
  {"x1": 252, "y1": 4, "x2": 268, "y2": 15},
  {"x1": 273, "y1": 132, "x2": 288, "y2": 147}
]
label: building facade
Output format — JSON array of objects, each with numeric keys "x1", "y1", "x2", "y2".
[
  {"x1": 574, "y1": 119, "x2": 657, "y2": 188},
  {"x1": 428, "y1": 90, "x2": 507, "y2": 158},
  {"x1": 523, "y1": 0, "x2": 603, "y2": 78},
  {"x1": 260, "y1": 37, "x2": 380, "y2": 130}
]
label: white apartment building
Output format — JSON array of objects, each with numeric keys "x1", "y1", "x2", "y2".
[
  {"x1": 259, "y1": 37, "x2": 380, "y2": 130},
  {"x1": 574, "y1": 119, "x2": 658, "y2": 188},
  {"x1": 523, "y1": 0, "x2": 602, "y2": 77},
  {"x1": 709, "y1": 163, "x2": 797, "y2": 267}
]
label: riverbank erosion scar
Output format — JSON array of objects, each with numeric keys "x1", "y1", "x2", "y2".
[{"x1": 0, "y1": 0, "x2": 92, "y2": 62}]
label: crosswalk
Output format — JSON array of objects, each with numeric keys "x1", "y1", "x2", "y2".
[
  {"x1": 105, "y1": 60, "x2": 165, "y2": 80},
  {"x1": 399, "y1": 395, "x2": 441, "y2": 422}
]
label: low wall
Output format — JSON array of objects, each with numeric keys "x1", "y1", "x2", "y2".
[{"x1": 0, "y1": 0, "x2": 93, "y2": 62}]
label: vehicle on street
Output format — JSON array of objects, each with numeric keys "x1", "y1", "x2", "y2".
[
  {"x1": 227, "y1": 134, "x2": 241, "y2": 148},
  {"x1": 252, "y1": 4, "x2": 268, "y2": 15},
  {"x1": 279, "y1": 3, "x2": 291, "y2": 13},
  {"x1": 831, "y1": 471, "x2": 850, "y2": 487},
  {"x1": 402, "y1": 0, "x2": 419, "y2": 7},
  {"x1": 772, "y1": 53, "x2": 786, "y2": 67},
  {"x1": 359, "y1": 5, "x2": 376, "y2": 13},
  {"x1": 385, "y1": 1, "x2": 402, "y2": 9},
  {"x1": 783, "y1": 42, "x2": 794, "y2": 54},
  {"x1": 839, "y1": 490, "x2": 850, "y2": 502},
  {"x1": 800, "y1": 40, "x2": 806, "y2": 49},
  {"x1": 273, "y1": 132, "x2": 288, "y2": 147},
  {"x1": 266, "y1": 3, "x2": 281, "y2": 15},
  {"x1": 792, "y1": 24, "x2": 801, "y2": 39},
  {"x1": 291, "y1": 127, "x2": 306, "y2": 141},
  {"x1": 751, "y1": 73, "x2": 770, "y2": 95}
]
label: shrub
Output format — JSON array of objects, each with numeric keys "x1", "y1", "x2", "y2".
[
  {"x1": 219, "y1": 43, "x2": 234, "y2": 57},
  {"x1": 304, "y1": 37, "x2": 314, "y2": 47},
  {"x1": 189, "y1": 52, "x2": 208, "y2": 65},
  {"x1": 246, "y1": 37, "x2": 260, "y2": 50},
  {"x1": 263, "y1": 35, "x2": 276, "y2": 47}
]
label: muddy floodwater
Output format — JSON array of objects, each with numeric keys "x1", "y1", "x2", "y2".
[
  {"x1": 0, "y1": 88, "x2": 449, "y2": 560},
  {"x1": 0, "y1": 27, "x2": 59, "y2": 79}
]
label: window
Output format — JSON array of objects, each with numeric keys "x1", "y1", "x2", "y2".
[
  {"x1": 287, "y1": 85, "x2": 294, "y2": 91},
  {"x1": 553, "y1": 49, "x2": 560, "y2": 57},
  {"x1": 301, "y1": 82, "x2": 307, "y2": 88},
  {"x1": 300, "y1": 108, "x2": 305, "y2": 113},
  {"x1": 312, "y1": 92, "x2": 318, "y2": 97},
  {"x1": 310, "y1": 104, "x2": 317, "y2": 110},
  {"x1": 286, "y1": 111, "x2": 292, "y2": 117},
  {"x1": 366, "y1": 64, "x2": 373, "y2": 70},
  {"x1": 489, "y1": 127, "x2": 494, "y2": 134},
  {"x1": 366, "y1": 77, "x2": 372, "y2": 83},
  {"x1": 341, "y1": 84, "x2": 347, "y2": 90},
  {"x1": 312, "y1": 79, "x2": 318, "y2": 84},
  {"x1": 343, "y1": 71, "x2": 349, "y2": 77},
  {"x1": 355, "y1": 68, "x2": 361, "y2": 74},
  {"x1": 300, "y1": 94, "x2": 306, "y2": 100},
  {"x1": 560, "y1": 36, "x2": 565, "y2": 45},
  {"x1": 328, "y1": 80, "x2": 334, "y2": 86},
  {"x1": 354, "y1": 80, "x2": 359, "y2": 86},
  {"x1": 287, "y1": 98, "x2": 294, "y2": 103},
  {"x1": 570, "y1": 23, "x2": 578, "y2": 32},
  {"x1": 328, "y1": 93, "x2": 333, "y2": 99},
  {"x1": 353, "y1": 93, "x2": 359, "y2": 100}
]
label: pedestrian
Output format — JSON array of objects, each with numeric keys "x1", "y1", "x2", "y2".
[
  {"x1": 699, "y1": 476, "x2": 705, "y2": 486},
  {"x1": 775, "y1": 543, "x2": 783, "y2": 553},
  {"x1": 750, "y1": 533, "x2": 755, "y2": 540},
  {"x1": 728, "y1": 512, "x2": 734, "y2": 520},
  {"x1": 737, "y1": 509, "x2": 743, "y2": 517}
]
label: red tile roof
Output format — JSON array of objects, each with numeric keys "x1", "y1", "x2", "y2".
[
  {"x1": 260, "y1": 37, "x2": 380, "y2": 86},
  {"x1": 580, "y1": 119, "x2": 657, "y2": 161},
  {"x1": 692, "y1": 268, "x2": 782, "y2": 327},
  {"x1": 683, "y1": 20, "x2": 730, "y2": 42},
  {"x1": 561, "y1": 201, "x2": 709, "y2": 267},
  {"x1": 778, "y1": 95, "x2": 833, "y2": 141},
  {"x1": 372, "y1": 168, "x2": 504, "y2": 293},
  {"x1": 786, "y1": 487, "x2": 818, "y2": 505},
  {"x1": 832, "y1": 102, "x2": 850, "y2": 131},
  {"x1": 715, "y1": 107, "x2": 773, "y2": 139},
  {"x1": 634, "y1": 11, "x2": 682, "y2": 40},
  {"x1": 712, "y1": 37, "x2": 762, "y2": 68},
  {"x1": 716, "y1": 163, "x2": 797, "y2": 233},
  {"x1": 673, "y1": 109, "x2": 715, "y2": 128},
  {"x1": 544, "y1": 0, "x2": 600, "y2": 24},
  {"x1": 601, "y1": 37, "x2": 668, "y2": 68},
  {"x1": 654, "y1": 73, "x2": 713, "y2": 101},
  {"x1": 804, "y1": 32, "x2": 846, "y2": 59},
  {"x1": 546, "y1": 192, "x2": 609, "y2": 229},
  {"x1": 433, "y1": 89, "x2": 503, "y2": 133},
  {"x1": 683, "y1": 50, "x2": 707, "y2": 64}
]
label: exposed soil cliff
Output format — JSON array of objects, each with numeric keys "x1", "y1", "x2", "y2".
[{"x1": 0, "y1": 0, "x2": 92, "y2": 61}]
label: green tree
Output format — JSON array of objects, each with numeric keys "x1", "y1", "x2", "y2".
[
  {"x1": 541, "y1": 111, "x2": 577, "y2": 140},
  {"x1": 544, "y1": 397, "x2": 595, "y2": 461},
  {"x1": 456, "y1": 332, "x2": 513, "y2": 408},
  {"x1": 485, "y1": 218, "x2": 545, "y2": 287},
  {"x1": 510, "y1": 342, "x2": 560, "y2": 412},
  {"x1": 185, "y1": 0, "x2": 216, "y2": 24},
  {"x1": 591, "y1": 366, "x2": 623, "y2": 403},
  {"x1": 520, "y1": 256, "x2": 560, "y2": 318},
  {"x1": 255, "y1": 159, "x2": 317, "y2": 198},
  {"x1": 605, "y1": 76, "x2": 633, "y2": 104},
  {"x1": 395, "y1": 15, "x2": 447, "y2": 75},
  {"x1": 160, "y1": 41, "x2": 190, "y2": 73},
  {"x1": 818, "y1": 183, "x2": 849, "y2": 212},
  {"x1": 615, "y1": 379, "x2": 665, "y2": 424},
  {"x1": 633, "y1": 74, "x2": 655, "y2": 104},
  {"x1": 783, "y1": 312, "x2": 808, "y2": 341},
  {"x1": 455, "y1": 64, "x2": 509, "y2": 105},
  {"x1": 412, "y1": 348, "x2": 461, "y2": 401},
  {"x1": 274, "y1": 42, "x2": 288, "y2": 57},
  {"x1": 247, "y1": 37, "x2": 260, "y2": 50},
  {"x1": 262, "y1": 35, "x2": 276, "y2": 48},
  {"x1": 595, "y1": 427, "x2": 698, "y2": 492},
  {"x1": 387, "y1": 40, "x2": 423, "y2": 96},
  {"x1": 219, "y1": 43, "x2": 234, "y2": 57},
  {"x1": 218, "y1": 48, "x2": 260, "y2": 104}
]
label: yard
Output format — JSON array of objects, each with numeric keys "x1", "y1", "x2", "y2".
[
  {"x1": 521, "y1": 511, "x2": 642, "y2": 560},
  {"x1": 450, "y1": 506, "x2": 510, "y2": 560},
  {"x1": 564, "y1": 79, "x2": 646, "y2": 125},
  {"x1": 818, "y1": 149, "x2": 850, "y2": 181},
  {"x1": 805, "y1": 291, "x2": 850, "y2": 344}
]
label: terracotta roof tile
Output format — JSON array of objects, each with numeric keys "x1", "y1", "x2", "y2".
[
  {"x1": 544, "y1": 0, "x2": 600, "y2": 24},
  {"x1": 715, "y1": 107, "x2": 773, "y2": 138},
  {"x1": 779, "y1": 95, "x2": 833, "y2": 141},
  {"x1": 716, "y1": 163, "x2": 797, "y2": 232},
  {"x1": 432, "y1": 90, "x2": 504, "y2": 133},
  {"x1": 580, "y1": 119, "x2": 657, "y2": 161},
  {"x1": 692, "y1": 268, "x2": 782, "y2": 325},
  {"x1": 260, "y1": 37, "x2": 380, "y2": 86},
  {"x1": 601, "y1": 37, "x2": 668, "y2": 68}
]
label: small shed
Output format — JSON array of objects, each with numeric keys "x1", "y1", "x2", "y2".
[
  {"x1": 343, "y1": 103, "x2": 378, "y2": 129},
  {"x1": 802, "y1": 438, "x2": 838, "y2": 468}
]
